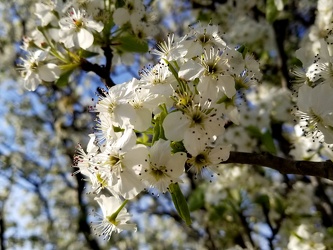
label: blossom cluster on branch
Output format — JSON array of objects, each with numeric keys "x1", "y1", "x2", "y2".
[{"x1": 16, "y1": 0, "x2": 333, "y2": 246}]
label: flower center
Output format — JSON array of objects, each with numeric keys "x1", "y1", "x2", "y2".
[
  {"x1": 150, "y1": 165, "x2": 167, "y2": 181},
  {"x1": 73, "y1": 18, "x2": 83, "y2": 28},
  {"x1": 189, "y1": 107, "x2": 206, "y2": 127},
  {"x1": 198, "y1": 30, "x2": 211, "y2": 44},
  {"x1": 194, "y1": 153, "x2": 208, "y2": 166},
  {"x1": 108, "y1": 102, "x2": 116, "y2": 114},
  {"x1": 30, "y1": 61, "x2": 38, "y2": 71},
  {"x1": 109, "y1": 155, "x2": 121, "y2": 166}
]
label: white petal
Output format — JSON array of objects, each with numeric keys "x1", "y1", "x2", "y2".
[
  {"x1": 132, "y1": 108, "x2": 152, "y2": 132},
  {"x1": 149, "y1": 140, "x2": 170, "y2": 165},
  {"x1": 38, "y1": 63, "x2": 60, "y2": 82},
  {"x1": 217, "y1": 75, "x2": 236, "y2": 98},
  {"x1": 123, "y1": 146, "x2": 149, "y2": 171},
  {"x1": 87, "y1": 134, "x2": 98, "y2": 152},
  {"x1": 318, "y1": 124, "x2": 333, "y2": 144},
  {"x1": 86, "y1": 20, "x2": 104, "y2": 32},
  {"x1": 184, "y1": 137, "x2": 205, "y2": 156},
  {"x1": 183, "y1": 127, "x2": 209, "y2": 153},
  {"x1": 114, "y1": 103, "x2": 137, "y2": 128},
  {"x1": 59, "y1": 17, "x2": 73, "y2": 30},
  {"x1": 313, "y1": 83, "x2": 333, "y2": 113},
  {"x1": 77, "y1": 28, "x2": 94, "y2": 49},
  {"x1": 113, "y1": 8, "x2": 130, "y2": 26},
  {"x1": 209, "y1": 145, "x2": 231, "y2": 163},
  {"x1": 163, "y1": 111, "x2": 189, "y2": 141},
  {"x1": 24, "y1": 73, "x2": 41, "y2": 91},
  {"x1": 297, "y1": 85, "x2": 312, "y2": 112},
  {"x1": 166, "y1": 152, "x2": 187, "y2": 177},
  {"x1": 95, "y1": 195, "x2": 120, "y2": 216},
  {"x1": 197, "y1": 76, "x2": 219, "y2": 101},
  {"x1": 113, "y1": 169, "x2": 144, "y2": 199},
  {"x1": 115, "y1": 129, "x2": 137, "y2": 151},
  {"x1": 60, "y1": 31, "x2": 75, "y2": 48},
  {"x1": 178, "y1": 60, "x2": 204, "y2": 81}
]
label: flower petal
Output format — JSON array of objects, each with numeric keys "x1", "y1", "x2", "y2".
[{"x1": 77, "y1": 28, "x2": 94, "y2": 49}]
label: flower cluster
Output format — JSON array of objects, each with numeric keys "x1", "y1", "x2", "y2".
[
  {"x1": 73, "y1": 22, "x2": 262, "y2": 238},
  {"x1": 293, "y1": 37, "x2": 333, "y2": 144},
  {"x1": 18, "y1": 0, "x2": 156, "y2": 91}
]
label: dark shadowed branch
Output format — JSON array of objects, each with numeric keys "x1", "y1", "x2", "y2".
[
  {"x1": 223, "y1": 151, "x2": 333, "y2": 181},
  {"x1": 80, "y1": 45, "x2": 115, "y2": 89}
]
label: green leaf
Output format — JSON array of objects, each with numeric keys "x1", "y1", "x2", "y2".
[
  {"x1": 115, "y1": 0, "x2": 125, "y2": 8},
  {"x1": 55, "y1": 70, "x2": 73, "y2": 87},
  {"x1": 169, "y1": 183, "x2": 192, "y2": 225},
  {"x1": 170, "y1": 141, "x2": 186, "y2": 154},
  {"x1": 246, "y1": 126, "x2": 276, "y2": 154},
  {"x1": 118, "y1": 35, "x2": 148, "y2": 53},
  {"x1": 136, "y1": 132, "x2": 150, "y2": 145},
  {"x1": 255, "y1": 194, "x2": 270, "y2": 209},
  {"x1": 152, "y1": 105, "x2": 167, "y2": 143},
  {"x1": 246, "y1": 125, "x2": 262, "y2": 138},
  {"x1": 188, "y1": 186, "x2": 205, "y2": 211},
  {"x1": 261, "y1": 130, "x2": 277, "y2": 154},
  {"x1": 274, "y1": 196, "x2": 285, "y2": 214},
  {"x1": 209, "y1": 204, "x2": 227, "y2": 221},
  {"x1": 79, "y1": 50, "x2": 99, "y2": 58},
  {"x1": 266, "y1": 0, "x2": 279, "y2": 23}
]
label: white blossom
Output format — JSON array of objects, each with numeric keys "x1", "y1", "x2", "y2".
[
  {"x1": 92, "y1": 195, "x2": 136, "y2": 240},
  {"x1": 140, "y1": 139, "x2": 187, "y2": 193},
  {"x1": 19, "y1": 50, "x2": 60, "y2": 91},
  {"x1": 59, "y1": 8, "x2": 103, "y2": 49},
  {"x1": 295, "y1": 83, "x2": 333, "y2": 144}
]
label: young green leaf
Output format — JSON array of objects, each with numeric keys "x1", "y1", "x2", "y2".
[
  {"x1": 118, "y1": 35, "x2": 149, "y2": 53},
  {"x1": 55, "y1": 70, "x2": 73, "y2": 87},
  {"x1": 188, "y1": 185, "x2": 205, "y2": 211},
  {"x1": 169, "y1": 183, "x2": 192, "y2": 225}
]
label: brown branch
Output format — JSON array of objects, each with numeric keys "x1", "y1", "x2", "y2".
[
  {"x1": 75, "y1": 173, "x2": 101, "y2": 250},
  {"x1": 0, "y1": 205, "x2": 5, "y2": 250},
  {"x1": 238, "y1": 209, "x2": 255, "y2": 248},
  {"x1": 223, "y1": 152, "x2": 333, "y2": 181},
  {"x1": 80, "y1": 58, "x2": 115, "y2": 88},
  {"x1": 80, "y1": 45, "x2": 115, "y2": 89}
]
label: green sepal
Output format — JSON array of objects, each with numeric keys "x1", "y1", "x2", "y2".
[
  {"x1": 113, "y1": 125, "x2": 124, "y2": 133},
  {"x1": 118, "y1": 35, "x2": 148, "y2": 53},
  {"x1": 152, "y1": 105, "x2": 168, "y2": 144},
  {"x1": 169, "y1": 183, "x2": 192, "y2": 225},
  {"x1": 170, "y1": 141, "x2": 186, "y2": 154},
  {"x1": 55, "y1": 70, "x2": 73, "y2": 87},
  {"x1": 136, "y1": 132, "x2": 151, "y2": 145}
]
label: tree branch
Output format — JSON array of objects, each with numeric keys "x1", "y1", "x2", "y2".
[
  {"x1": 80, "y1": 58, "x2": 115, "y2": 88},
  {"x1": 80, "y1": 45, "x2": 115, "y2": 89},
  {"x1": 74, "y1": 173, "x2": 101, "y2": 250},
  {"x1": 0, "y1": 205, "x2": 5, "y2": 250},
  {"x1": 223, "y1": 152, "x2": 333, "y2": 181}
]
